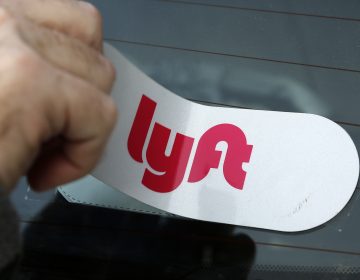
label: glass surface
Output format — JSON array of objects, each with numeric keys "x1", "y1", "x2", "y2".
[{"x1": 11, "y1": 1, "x2": 360, "y2": 279}]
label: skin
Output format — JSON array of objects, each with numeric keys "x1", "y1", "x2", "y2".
[{"x1": 0, "y1": 0, "x2": 118, "y2": 193}]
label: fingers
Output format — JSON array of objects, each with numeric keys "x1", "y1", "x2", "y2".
[
  {"x1": 17, "y1": 18, "x2": 115, "y2": 92},
  {"x1": 0, "y1": 1, "x2": 117, "y2": 191},
  {"x1": 1, "y1": 0, "x2": 103, "y2": 50},
  {"x1": 28, "y1": 69, "x2": 117, "y2": 191},
  {"x1": 0, "y1": 8, "x2": 114, "y2": 93}
]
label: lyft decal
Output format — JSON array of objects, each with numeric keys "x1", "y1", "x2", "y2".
[
  {"x1": 127, "y1": 95, "x2": 253, "y2": 193},
  {"x1": 61, "y1": 43, "x2": 359, "y2": 232}
]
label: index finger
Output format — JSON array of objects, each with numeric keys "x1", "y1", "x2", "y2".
[{"x1": 1, "y1": 0, "x2": 103, "y2": 50}]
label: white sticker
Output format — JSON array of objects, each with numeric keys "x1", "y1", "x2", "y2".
[{"x1": 60, "y1": 43, "x2": 359, "y2": 232}]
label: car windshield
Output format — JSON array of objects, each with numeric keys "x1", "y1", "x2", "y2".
[{"x1": 12, "y1": 1, "x2": 360, "y2": 279}]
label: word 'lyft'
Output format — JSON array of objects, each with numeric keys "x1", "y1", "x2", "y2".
[{"x1": 127, "y1": 95, "x2": 253, "y2": 193}]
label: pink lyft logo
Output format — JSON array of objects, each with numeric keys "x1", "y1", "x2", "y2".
[{"x1": 128, "y1": 95, "x2": 253, "y2": 193}]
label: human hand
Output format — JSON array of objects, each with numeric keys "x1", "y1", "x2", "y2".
[{"x1": 0, "y1": 0, "x2": 117, "y2": 192}]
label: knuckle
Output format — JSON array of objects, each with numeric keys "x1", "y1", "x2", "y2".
[
  {"x1": 82, "y1": 3, "x2": 102, "y2": 45},
  {"x1": 80, "y1": 3, "x2": 102, "y2": 28},
  {"x1": 108, "y1": 61, "x2": 116, "y2": 83},
  {"x1": 94, "y1": 55, "x2": 116, "y2": 92},
  {"x1": 84, "y1": 2, "x2": 102, "y2": 22},
  {"x1": 103, "y1": 98, "x2": 118, "y2": 130},
  {"x1": 84, "y1": 2, "x2": 102, "y2": 25},
  {"x1": 103, "y1": 59, "x2": 116, "y2": 89}
]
